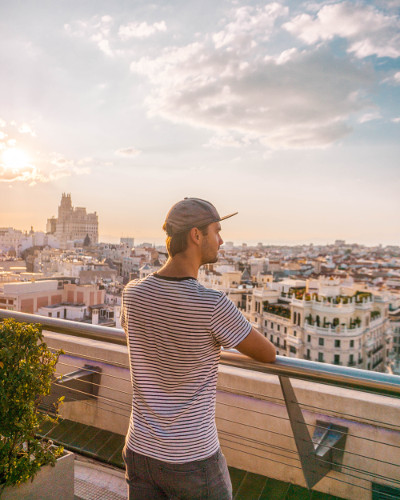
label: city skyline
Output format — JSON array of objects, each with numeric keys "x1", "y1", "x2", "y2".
[{"x1": 0, "y1": 1, "x2": 399, "y2": 246}]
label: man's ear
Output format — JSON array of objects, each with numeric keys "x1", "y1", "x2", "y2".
[{"x1": 189, "y1": 227, "x2": 201, "y2": 245}]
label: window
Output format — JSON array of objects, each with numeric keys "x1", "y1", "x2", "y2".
[
  {"x1": 307, "y1": 335, "x2": 311, "y2": 343},
  {"x1": 57, "y1": 311, "x2": 60, "y2": 318},
  {"x1": 290, "y1": 346, "x2": 297, "y2": 354},
  {"x1": 334, "y1": 354, "x2": 340, "y2": 365},
  {"x1": 265, "y1": 320, "x2": 268, "y2": 327},
  {"x1": 277, "y1": 338, "x2": 280, "y2": 346},
  {"x1": 277, "y1": 325, "x2": 280, "y2": 332},
  {"x1": 293, "y1": 330, "x2": 297, "y2": 337},
  {"x1": 335, "y1": 339, "x2": 341, "y2": 348},
  {"x1": 271, "y1": 322, "x2": 274, "y2": 329},
  {"x1": 48, "y1": 312, "x2": 52, "y2": 317},
  {"x1": 284, "y1": 327, "x2": 287, "y2": 334},
  {"x1": 318, "y1": 352, "x2": 324, "y2": 362},
  {"x1": 307, "y1": 349, "x2": 310, "y2": 358},
  {"x1": 349, "y1": 354, "x2": 354, "y2": 364},
  {"x1": 350, "y1": 340, "x2": 354, "y2": 348},
  {"x1": 319, "y1": 338, "x2": 324, "y2": 346},
  {"x1": 270, "y1": 335, "x2": 273, "y2": 342}
]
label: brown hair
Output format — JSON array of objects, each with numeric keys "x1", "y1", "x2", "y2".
[{"x1": 164, "y1": 224, "x2": 209, "y2": 257}]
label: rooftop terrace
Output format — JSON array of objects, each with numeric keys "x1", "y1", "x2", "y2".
[{"x1": 1, "y1": 309, "x2": 400, "y2": 500}]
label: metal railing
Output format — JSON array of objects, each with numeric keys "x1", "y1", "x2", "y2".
[
  {"x1": 2, "y1": 309, "x2": 399, "y2": 397},
  {"x1": 2, "y1": 309, "x2": 400, "y2": 499}
]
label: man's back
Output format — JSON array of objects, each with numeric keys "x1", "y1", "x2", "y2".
[{"x1": 121, "y1": 273, "x2": 251, "y2": 463}]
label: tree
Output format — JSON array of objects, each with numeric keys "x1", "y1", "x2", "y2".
[
  {"x1": 83, "y1": 234, "x2": 91, "y2": 247},
  {"x1": 0, "y1": 320, "x2": 63, "y2": 493}
]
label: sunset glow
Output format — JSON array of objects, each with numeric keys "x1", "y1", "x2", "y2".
[{"x1": 2, "y1": 148, "x2": 30, "y2": 170}]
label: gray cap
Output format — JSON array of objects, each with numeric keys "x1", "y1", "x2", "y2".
[{"x1": 163, "y1": 197, "x2": 238, "y2": 236}]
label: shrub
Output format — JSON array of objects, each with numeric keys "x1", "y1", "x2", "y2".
[{"x1": 0, "y1": 319, "x2": 63, "y2": 494}]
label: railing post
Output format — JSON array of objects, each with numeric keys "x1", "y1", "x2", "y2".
[{"x1": 279, "y1": 376, "x2": 329, "y2": 489}]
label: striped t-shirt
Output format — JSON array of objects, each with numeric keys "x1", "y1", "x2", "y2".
[{"x1": 121, "y1": 273, "x2": 251, "y2": 463}]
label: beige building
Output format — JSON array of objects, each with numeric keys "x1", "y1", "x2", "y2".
[
  {"x1": 0, "y1": 280, "x2": 105, "y2": 314},
  {"x1": 47, "y1": 193, "x2": 98, "y2": 248}
]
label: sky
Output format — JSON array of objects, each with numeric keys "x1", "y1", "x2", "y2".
[{"x1": 0, "y1": 0, "x2": 399, "y2": 246}]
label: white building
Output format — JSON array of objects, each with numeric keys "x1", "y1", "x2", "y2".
[{"x1": 244, "y1": 277, "x2": 393, "y2": 372}]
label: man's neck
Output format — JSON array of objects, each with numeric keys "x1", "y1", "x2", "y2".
[{"x1": 157, "y1": 254, "x2": 200, "y2": 279}]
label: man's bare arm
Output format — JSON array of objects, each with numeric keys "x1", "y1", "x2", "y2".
[{"x1": 235, "y1": 327, "x2": 276, "y2": 363}]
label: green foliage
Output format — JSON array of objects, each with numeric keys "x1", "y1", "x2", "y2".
[
  {"x1": 0, "y1": 320, "x2": 63, "y2": 493},
  {"x1": 354, "y1": 291, "x2": 372, "y2": 303}
]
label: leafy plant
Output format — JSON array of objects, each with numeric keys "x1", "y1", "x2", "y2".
[{"x1": 0, "y1": 319, "x2": 63, "y2": 495}]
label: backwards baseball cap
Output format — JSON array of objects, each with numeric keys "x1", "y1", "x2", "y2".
[{"x1": 163, "y1": 197, "x2": 238, "y2": 236}]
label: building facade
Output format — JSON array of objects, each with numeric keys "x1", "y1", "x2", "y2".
[
  {"x1": 243, "y1": 277, "x2": 392, "y2": 372},
  {"x1": 47, "y1": 194, "x2": 98, "y2": 248}
]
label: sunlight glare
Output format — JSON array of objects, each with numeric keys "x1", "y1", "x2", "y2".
[{"x1": 2, "y1": 148, "x2": 30, "y2": 170}]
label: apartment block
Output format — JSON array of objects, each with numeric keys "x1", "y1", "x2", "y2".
[{"x1": 244, "y1": 277, "x2": 392, "y2": 372}]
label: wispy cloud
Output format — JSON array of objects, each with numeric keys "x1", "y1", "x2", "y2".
[
  {"x1": 284, "y1": 1, "x2": 400, "y2": 58},
  {"x1": 118, "y1": 21, "x2": 166, "y2": 40},
  {"x1": 358, "y1": 112, "x2": 382, "y2": 123},
  {"x1": 115, "y1": 147, "x2": 141, "y2": 157},
  {"x1": 18, "y1": 123, "x2": 36, "y2": 137},
  {"x1": 65, "y1": 15, "x2": 167, "y2": 57},
  {"x1": 65, "y1": 15, "x2": 115, "y2": 57}
]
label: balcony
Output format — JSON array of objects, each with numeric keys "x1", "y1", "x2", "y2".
[
  {"x1": 373, "y1": 345, "x2": 384, "y2": 355},
  {"x1": 304, "y1": 323, "x2": 364, "y2": 337},
  {"x1": 2, "y1": 309, "x2": 400, "y2": 500}
]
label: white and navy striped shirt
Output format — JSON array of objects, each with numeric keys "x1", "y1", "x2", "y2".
[{"x1": 121, "y1": 273, "x2": 251, "y2": 463}]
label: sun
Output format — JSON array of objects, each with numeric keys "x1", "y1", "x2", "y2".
[{"x1": 2, "y1": 148, "x2": 30, "y2": 170}]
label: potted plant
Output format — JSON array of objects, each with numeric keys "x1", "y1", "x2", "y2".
[{"x1": 0, "y1": 319, "x2": 74, "y2": 499}]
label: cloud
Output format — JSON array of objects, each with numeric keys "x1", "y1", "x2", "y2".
[
  {"x1": 358, "y1": 112, "x2": 382, "y2": 123},
  {"x1": 130, "y1": 3, "x2": 374, "y2": 151},
  {"x1": 212, "y1": 3, "x2": 288, "y2": 52},
  {"x1": 65, "y1": 15, "x2": 167, "y2": 57},
  {"x1": 65, "y1": 15, "x2": 115, "y2": 57},
  {"x1": 284, "y1": 2, "x2": 400, "y2": 58},
  {"x1": 0, "y1": 124, "x2": 91, "y2": 183},
  {"x1": 392, "y1": 117, "x2": 400, "y2": 123},
  {"x1": 115, "y1": 147, "x2": 141, "y2": 157},
  {"x1": 0, "y1": 164, "x2": 38, "y2": 183},
  {"x1": 18, "y1": 123, "x2": 36, "y2": 137},
  {"x1": 383, "y1": 71, "x2": 400, "y2": 85},
  {"x1": 204, "y1": 132, "x2": 249, "y2": 149},
  {"x1": 118, "y1": 21, "x2": 166, "y2": 40}
]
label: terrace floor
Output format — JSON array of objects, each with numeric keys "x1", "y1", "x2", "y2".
[{"x1": 40, "y1": 418, "x2": 344, "y2": 500}]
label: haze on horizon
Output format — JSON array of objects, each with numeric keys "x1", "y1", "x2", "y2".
[{"x1": 0, "y1": 1, "x2": 399, "y2": 247}]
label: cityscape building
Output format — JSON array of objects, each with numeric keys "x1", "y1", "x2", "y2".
[
  {"x1": 1, "y1": 207, "x2": 399, "y2": 375},
  {"x1": 47, "y1": 193, "x2": 98, "y2": 248}
]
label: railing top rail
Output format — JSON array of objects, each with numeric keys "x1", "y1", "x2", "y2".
[
  {"x1": 0, "y1": 309, "x2": 126, "y2": 345},
  {"x1": 1, "y1": 309, "x2": 399, "y2": 397}
]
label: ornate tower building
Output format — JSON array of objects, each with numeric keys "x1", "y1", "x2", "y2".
[{"x1": 47, "y1": 194, "x2": 98, "y2": 248}]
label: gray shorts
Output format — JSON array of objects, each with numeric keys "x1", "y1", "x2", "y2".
[{"x1": 122, "y1": 446, "x2": 232, "y2": 500}]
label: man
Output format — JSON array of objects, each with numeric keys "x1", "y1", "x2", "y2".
[{"x1": 121, "y1": 198, "x2": 276, "y2": 500}]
